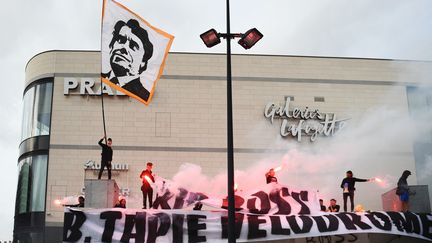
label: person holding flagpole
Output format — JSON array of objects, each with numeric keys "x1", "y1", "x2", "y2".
[{"x1": 98, "y1": 136, "x2": 113, "y2": 180}]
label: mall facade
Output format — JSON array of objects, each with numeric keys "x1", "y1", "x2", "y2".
[{"x1": 14, "y1": 50, "x2": 432, "y2": 242}]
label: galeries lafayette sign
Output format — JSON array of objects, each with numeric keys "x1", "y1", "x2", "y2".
[{"x1": 264, "y1": 99, "x2": 349, "y2": 142}]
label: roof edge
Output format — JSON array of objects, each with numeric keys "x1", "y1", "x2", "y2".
[{"x1": 25, "y1": 50, "x2": 432, "y2": 70}]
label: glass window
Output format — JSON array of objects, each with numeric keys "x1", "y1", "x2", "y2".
[
  {"x1": 407, "y1": 86, "x2": 432, "y2": 116},
  {"x1": 407, "y1": 86, "x2": 432, "y2": 204},
  {"x1": 21, "y1": 87, "x2": 35, "y2": 141},
  {"x1": 30, "y1": 155, "x2": 48, "y2": 212},
  {"x1": 16, "y1": 158, "x2": 30, "y2": 214},
  {"x1": 33, "y1": 84, "x2": 52, "y2": 136},
  {"x1": 15, "y1": 155, "x2": 48, "y2": 214},
  {"x1": 20, "y1": 82, "x2": 53, "y2": 141}
]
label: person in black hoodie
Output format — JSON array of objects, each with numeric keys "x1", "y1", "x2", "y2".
[
  {"x1": 140, "y1": 162, "x2": 155, "y2": 209},
  {"x1": 340, "y1": 170, "x2": 371, "y2": 212},
  {"x1": 397, "y1": 170, "x2": 412, "y2": 212},
  {"x1": 98, "y1": 136, "x2": 113, "y2": 180}
]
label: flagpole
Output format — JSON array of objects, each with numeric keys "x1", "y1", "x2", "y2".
[
  {"x1": 101, "y1": 0, "x2": 107, "y2": 143},
  {"x1": 100, "y1": 82, "x2": 108, "y2": 142}
]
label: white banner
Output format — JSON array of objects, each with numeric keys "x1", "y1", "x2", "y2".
[
  {"x1": 101, "y1": 0, "x2": 174, "y2": 105},
  {"x1": 63, "y1": 208, "x2": 432, "y2": 242}
]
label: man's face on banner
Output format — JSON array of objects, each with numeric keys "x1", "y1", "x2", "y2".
[{"x1": 110, "y1": 25, "x2": 145, "y2": 77}]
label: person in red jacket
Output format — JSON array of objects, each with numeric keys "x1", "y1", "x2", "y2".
[{"x1": 140, "y1": 162, "x2": 155, "y2": 209}]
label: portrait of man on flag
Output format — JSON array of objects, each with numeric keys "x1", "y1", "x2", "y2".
[{"x1": 101, "y1": 0, "x2": 174, "y2": 105}]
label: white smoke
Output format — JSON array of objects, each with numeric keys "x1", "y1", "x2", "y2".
[{"x1": 163, "y1": 85, "x2": 432, "y2": 211}]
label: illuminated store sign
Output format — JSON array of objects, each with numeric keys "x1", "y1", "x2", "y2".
[
  {"x1": 63, "y1": 78, "x2": 125, "y2": 96},
  {"x1": 264, "y1": 99, "x2": 349, "y2": 142}
]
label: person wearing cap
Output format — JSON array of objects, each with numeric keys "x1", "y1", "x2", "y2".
[
  {"x1": 140, "y1": 162, "x2": 155, "y2": 209},
  {"x1": 397, "y1": 170, "x2": 412, "y2": 212}
]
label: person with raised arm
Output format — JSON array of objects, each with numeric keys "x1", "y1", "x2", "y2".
[
  {"x1": 98, "y1": 136, "x2": 113, "y2": 180},
  {"x1": 340, "y1": 170, "x2": 372, "y2": 212}
]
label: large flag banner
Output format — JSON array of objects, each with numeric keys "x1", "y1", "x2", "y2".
[
  {"x1": 101, "y1": 0, "x2": 174, "y2": 105},
  {"x1": 63, "y1": 183, "x2": 432, "y2": 242},
  {"x1": 63, "y1": 208, "x2": 432, "y2": 242}
]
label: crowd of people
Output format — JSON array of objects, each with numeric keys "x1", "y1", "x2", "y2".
[
  {"x1": 92, "y1": 137, "x2": 156, "y2": 209},
  {"x1": 265, "y1": 168, "x2": 414, "y2": 213},
  {"x1": 94, "y1": 137, "x2": 415, "y2": 212},
  {"x1": 319, "y1": 199, "x2": 341, "y2": 212}
]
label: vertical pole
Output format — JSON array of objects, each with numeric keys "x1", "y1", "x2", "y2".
[
  {"x1": 226, "y1": 0, "x2": 236, "y2": 242},
  {"x1": 101, "y1": 82, "x2": 108, "y2": 143},
  {"x1": 101, "y1": 0, "x2": 107, "y2": 143}
]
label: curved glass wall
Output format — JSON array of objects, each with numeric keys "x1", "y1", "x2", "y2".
[
  {"x1": 15, "y1": 71, "x2": 53, "y2": 242},
  {"x1": 21, "y1": 82, "x2": 53, "y2": 141},
  {"x1": 16, "y1": 154, "x2": 48, "y2": 214}
]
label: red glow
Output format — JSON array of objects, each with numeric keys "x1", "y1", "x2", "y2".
[
  {"x1": 375, "y1": 177, "x2": 383, "y2": 183},
  {"x1": 274, "y1": 165, "x2": 283, "y2": 172},
  {"x1": 54, "y1": 199, "x2": 62, "y2": 205}
]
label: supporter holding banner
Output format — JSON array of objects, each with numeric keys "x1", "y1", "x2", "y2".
[{"x1": 101, "y1": 0, "x2": 174, "y2": 105}]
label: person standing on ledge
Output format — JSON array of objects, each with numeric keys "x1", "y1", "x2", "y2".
[
  {"x1": 340, "y1": 170, "x2": 372, "y2": 212},
  {"x1": 98, "y1": 136, "x2": 113, "y2": 180},
  {"x1": 140, "y1": 162, "x2": 155, "y2": 209},
  {"x1": 397, "y1": 170, "x2": 413, "y2": 212}
]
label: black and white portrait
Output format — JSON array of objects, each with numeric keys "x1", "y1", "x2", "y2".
[
  {"x1": 101, "y1": 0, "x2": 174, "y2": 105},
  {"x1": 103, "y1": 19, "x2": 153, "y2": 102}
]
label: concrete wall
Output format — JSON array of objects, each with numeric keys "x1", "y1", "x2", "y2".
[{"x1": 382, "y1": 185, "x2": 431, "y2": 213}]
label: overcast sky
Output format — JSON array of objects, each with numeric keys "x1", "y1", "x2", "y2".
[{"x1": 1, "y1": 0, "x2": 432, "y2": 240}]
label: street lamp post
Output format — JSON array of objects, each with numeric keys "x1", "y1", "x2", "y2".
[
  {"x1": 225, "y1": 0, "x2": 236, "y2": 242},
  {"x1": 200, "y1": 1, "x2": 263, "y2": 242}
]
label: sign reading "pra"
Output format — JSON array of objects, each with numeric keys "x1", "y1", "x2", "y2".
[{"x1": 63, "y1": 78, "x2": 125, "y2": 96}]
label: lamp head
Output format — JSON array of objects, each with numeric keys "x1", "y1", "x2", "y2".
[
  {"x1": 238, "y1": 28, "x2": 263, "y2": 49},
  {"x1": 200, "y1": 29, "x2": 221, "y2": 48}
]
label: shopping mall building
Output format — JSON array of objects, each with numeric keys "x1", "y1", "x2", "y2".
[{"x1": 14, "y1": 50, "x2": 432, "y2": 242}]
